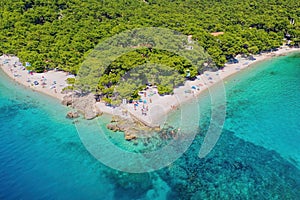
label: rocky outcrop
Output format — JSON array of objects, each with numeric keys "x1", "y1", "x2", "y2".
[
  {"x1": 62, "y1": 93, "x2": 102, "y2": 120},
  {"x1": 106, "y1": 123, "x2": 120, "y2": 132},
  {"x1": 62, "y1": 95, "x2": 73, "y2": 106},
  {"x1": 66, "y1": 111, "x2": 79, "y2": 119},
  {"x1": 124, "y1": 133, "x2": 137, "y2": 141},
  {"x1": 106, "y1": 115, "x2": 159, "y2": 141}
]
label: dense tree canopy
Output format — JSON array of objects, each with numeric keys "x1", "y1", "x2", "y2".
[{"x1": 1, "y1": 0, "x2": 299, "y2": 99}]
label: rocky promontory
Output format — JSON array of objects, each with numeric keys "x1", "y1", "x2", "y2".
[
  {"x1": 106, "y1": 115, "x2": 160, "y2": 141},
  {"x1": 62, "y1": 92, "x2": 102, "y2": 120}
]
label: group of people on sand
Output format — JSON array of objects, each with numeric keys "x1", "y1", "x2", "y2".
[
  {"x1": 131, "y1": 90, "x2": 155, "y2": 116},
  {"x1": 7, "y1": 61, "x2": 24, "y2": 78},
  {"x1": 2, "y1": 56, "x2": 60, "y2": 93},
  {"x1": 141, "y1": 104, "x2": 149, "y2": 116},
  {"x1": 133, "y1": 100, "x2": 149, "y2": 116}
]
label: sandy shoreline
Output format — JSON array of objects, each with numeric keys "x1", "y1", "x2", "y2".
[
  {"x1": 0, "y1": 55, "x2": 73, "y2": 101},
  {"x1": 1, "y1": 46, "x2": 300, "y2": 127},
  {"x1": 99, "y1": 46, "x2": 300, "y2": 127}
]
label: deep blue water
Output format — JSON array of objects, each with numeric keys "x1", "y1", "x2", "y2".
[{"x1": 0, "y1": 53, "x2": 300, "y2": 199}]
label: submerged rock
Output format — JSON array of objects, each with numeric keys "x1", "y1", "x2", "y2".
[
  {"x1": 106, "y1": 123, "x2": 120, "y2": 132},
  {"x1": 106, "y1": 115, "x2": 159, "y2": 141},
  {"x1": 66, "y1": 111, "x2": 79, "y2": 118},
  {"x1": 104, "y1": 170, "x2": 153, "y2": 197},
  {"x1": 125, "y1": 133, "x2": 137, "y2": 141}
]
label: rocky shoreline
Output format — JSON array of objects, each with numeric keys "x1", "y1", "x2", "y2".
[
  {"x1": 62, "y1": 93, "x2": 102, "y2": 120},
  {"x1": 62, "y1": 92, "x2": 153, "y2": 140}
]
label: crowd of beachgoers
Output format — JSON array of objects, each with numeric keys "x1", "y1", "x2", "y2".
[
  {"x1": 1, "y1": 46, "x2": 300, "y2": 127},
  {"x1": 0, "y1": 54, "x2": 73, "y2": 100},
  {"x1": 95, "y1": 46, "x2": 300, "y2": 127}
]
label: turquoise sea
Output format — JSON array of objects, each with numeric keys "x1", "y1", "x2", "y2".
[{"x1": 0, "y1": 53, "x2": 300, "y2": 199}]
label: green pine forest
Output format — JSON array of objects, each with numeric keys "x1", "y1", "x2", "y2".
[{"x1": 1, "y1": 0, "x2": 300, "y2": 100}]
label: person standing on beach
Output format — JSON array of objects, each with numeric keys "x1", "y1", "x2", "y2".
[{"x1": 134, "y1": 103, "x2": 137, "y2": 111}]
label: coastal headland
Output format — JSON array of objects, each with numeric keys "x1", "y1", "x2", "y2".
[{"x1": 1, "y1": 46, "x2": 300, "y2": 140}]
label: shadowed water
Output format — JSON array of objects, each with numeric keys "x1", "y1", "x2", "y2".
[{"x1": 0, "y1": 53, "x2": 299, "y2": 199}]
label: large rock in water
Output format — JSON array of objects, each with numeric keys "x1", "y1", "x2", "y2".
[
  {"x1": 106, "y1": 123, "x2": 120, "y2": 132},
  {"x1": 124, "y1": 133, "x2": 137, "y2": 141},
  {"x1": 106, "y1": 115, "x2": 157, "y2": 140},
  {"x1": 66, "y1": 111, "x2": 79, "y2": 119}
]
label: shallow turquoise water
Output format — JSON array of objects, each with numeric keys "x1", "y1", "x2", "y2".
[
  {"x1": 224, "y1": 54, "x2": 300, "y2": 167},
  {"x1": 0, "y1": 53, "x2": 300, "y2": 199}
]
